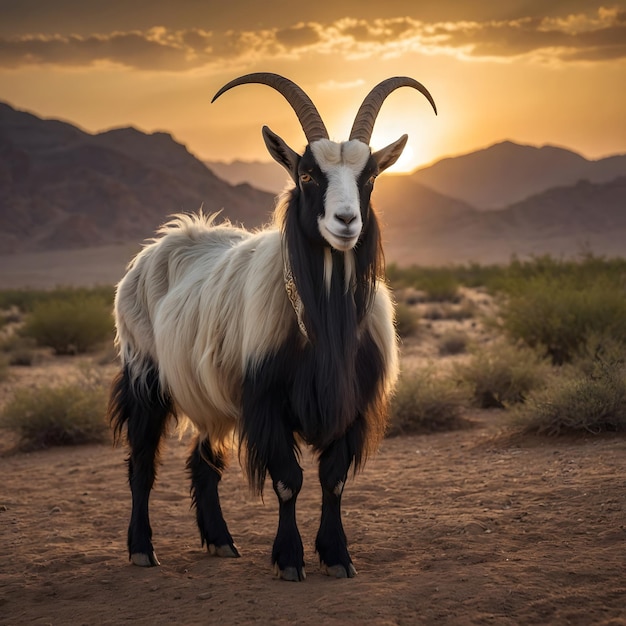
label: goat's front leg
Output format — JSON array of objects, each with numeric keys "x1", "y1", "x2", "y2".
[
  {"x1": 267, "y1": 432, "x2": 305, "y2": 581},
  {"x1": 241, "y1": 374, "x2": 305, "y2": 582},
  {"x1": 315, "y1": 421, "x2": 365, "y2": 578}
]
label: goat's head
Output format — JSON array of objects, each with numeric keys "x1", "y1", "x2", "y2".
[{"x1": 212, "y1": 73, "x2": 437, "y2": 252}]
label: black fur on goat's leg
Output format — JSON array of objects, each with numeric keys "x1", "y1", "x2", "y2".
[
  {"x1": 268, "y1": 435, "x2": 305, "y2": 582},
  {"x1": 186, "y1": 437, "x2": 240, "y2": 558},
  {"x1": 240, "y1": 372, "x2": 305, "y2": 580},
  {"x1": 108, "y1": 362, "x2": 171, "y2": 567},
  {"x1": 315, "y1": 417, "x2": 366, "y2": 578}
]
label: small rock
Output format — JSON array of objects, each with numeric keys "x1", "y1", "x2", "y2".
[
  {"x1": 197, "y1": 592, "x2": 212, "y2": 600},
  {"x1": 49, "y1": 506, "x2": 62, "y2": 514}
]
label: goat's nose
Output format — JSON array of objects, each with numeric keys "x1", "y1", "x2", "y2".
[{"x1": 334, "y1": 212, "x2": 357, "y2": 226}]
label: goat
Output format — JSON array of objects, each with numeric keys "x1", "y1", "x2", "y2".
[{"x1": 108, "y1": 73, "x2": 437, "y2": 581}]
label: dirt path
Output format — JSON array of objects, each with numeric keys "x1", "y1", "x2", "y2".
[{"x1": 1, "y1": 412, "x2": 625, "y2": 625}]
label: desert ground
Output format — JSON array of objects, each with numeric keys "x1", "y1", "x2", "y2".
[
  {"x1": 1, "y1": 402, "x2": 626, "y2": 625},
  {"x1": 1, "y1": 257, "x2": 625, "y2": 625}
]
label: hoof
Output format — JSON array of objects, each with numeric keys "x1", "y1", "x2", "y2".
[
  {"x1": 131, "y1": 551, "x2": 160, "y2": 567},
  {"x1": 273, "y1": 563, "x2": 306, "y2": 581},
  {"x1": 321, "y1": 562, "x2": 357, "y2": 578},
  {"x1": 208, "y1": 543, "x2": 240, "y2": 558}
]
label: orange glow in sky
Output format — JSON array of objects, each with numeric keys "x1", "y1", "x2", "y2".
[{"x1": 0, "y1": 1, "x2": 624, "y2": 170}]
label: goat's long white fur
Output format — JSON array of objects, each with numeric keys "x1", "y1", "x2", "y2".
[{"x1": 115, "y1": 212, "x2": 398, "y2": 452}]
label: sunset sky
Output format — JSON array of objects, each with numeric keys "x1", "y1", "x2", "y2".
[{"x1": 1, "y1": 0, "x2": 625, "y2": 172}]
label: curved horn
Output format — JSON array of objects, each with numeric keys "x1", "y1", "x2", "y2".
[
  {"x1": 212, "y1": 72, "x2": 329, "y2": 143},
  {"x1": 349, "y1": 77, "x2": 437, "y2": 144}
]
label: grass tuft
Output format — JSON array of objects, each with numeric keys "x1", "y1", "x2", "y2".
[
  {"x1": 513, "y1": 356, "x2": 626, "y2": 436},
  {"x1": 387, "y1": 368, "x2": 471, "y2": 436},
  {"x1": 454, "y1": 341, "x2": 549, "y2": 409}
]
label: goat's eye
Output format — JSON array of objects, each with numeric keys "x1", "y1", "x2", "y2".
[
  {"x1": 300, "y1": 173, "x2": 313, "y2": 184},
  {"x1": 368, "y1": 175, "x2": 377, "y2": 185}
]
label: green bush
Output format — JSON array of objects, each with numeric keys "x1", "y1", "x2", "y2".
[
  {"x1": 0, "y1": 368, "x2": 110, "y2": 450},
  {"x1": 387, "y1": 368, "x2": 471, "y2": 436},
  {"x1": 499, "y1": 275, "x2": 626, "y2": 364},
  {"x1": 514, "y1": 357, "x2": 626, "y2": 436},
  {"x1": 395, "y1": 303, "x2": 419, "y2": 338},
  {"x1": 21, "y1": 294, "x2": 114, "y2": 355},
  {"x1": 454, "y1": 341, "x2": 549, "y2": 408}
]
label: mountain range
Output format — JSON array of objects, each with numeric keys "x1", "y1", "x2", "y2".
[
  {"x1": 0, "y1": 102, "x2": 274, "y2": 254},
  {"x1": 207, "y1": 141, "x2": 626, "y2": 210},
  {"x1": 1, "y1": 101, "x2": 625, "y2": 266}
]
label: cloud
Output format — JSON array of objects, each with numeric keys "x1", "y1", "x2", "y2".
[
  {"x1": 433, "y1": 8, "x2": 626, "y2": 61},
  {"x1": 275, "y1": 23, "x2": 321, "y2": 47},
  {"x1": 0, "y1": 29, "x2": 201, "y2": 70},
  {"x1": 334, "y1": 17, "x2": 416, "y2": 44},
  {"x1": 0, "y1": 7, "x2": 624, "y2": 71}
]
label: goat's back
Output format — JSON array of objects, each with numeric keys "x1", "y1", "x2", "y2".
[{"x1": 114, "y1": 214, "x2": 291, "y2": 441}]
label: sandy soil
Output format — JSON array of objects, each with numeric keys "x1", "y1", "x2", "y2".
[{"x1": 1, "y1": 407, "x2": 625, "y2": 625}]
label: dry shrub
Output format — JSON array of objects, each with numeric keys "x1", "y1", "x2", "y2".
[
  {"x1": 514, "y1": 340, "x2": 626, "y2": 436},
  {"x1": 387, "y1": 368, "x2": 471, "y2": 436},
  {"x1": 1, "y1": 336, "x2": 41, "y2": 366},
  {"x1": 21, "y1": 295, "x2": 114, "y2": 355},
  {"x1": 500, "y1": 275, "x2": 626, "y2": 364},
  {"x1": 422, "y1": 299, "x2": 476, "y2": 322},
  {"x1": 395, "y1": 303, "x2": 419, "y2": 338},
  {"x1": 454, "y1": 341, "x2": 549, "y2": 408},
  {"x1": 439, "y1": 331, "x2": 469, "y2": 356},
  {"x1": 0, "y1": 367, "x2": 110, "y2": 450},
  {"x1": 0, "y1": 353, "x2": 9, "y2": 382}
]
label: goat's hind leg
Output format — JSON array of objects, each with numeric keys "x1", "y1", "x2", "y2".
[
  {"x1": 109, "y1": 363, "x2": 170, "y2": 567},
  {"x1": 187, "y1": 437, "x2": 239, "y2": 558}
]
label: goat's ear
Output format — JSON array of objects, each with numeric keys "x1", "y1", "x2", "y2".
[
  {"x1": 372, "y1": 134, "x2": 408, "y2": 173},
  {"x1": 262, "y1": 126, "x2": 300, "y2": 181}
]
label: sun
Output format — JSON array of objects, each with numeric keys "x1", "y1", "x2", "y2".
[
  {"x1": 370, "y1": 128, "x2": 430, "y2": 174},
  {"x1": 385, "y1": 143, "x2": 416, "y2": 173}
]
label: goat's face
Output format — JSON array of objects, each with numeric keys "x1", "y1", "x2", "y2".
[
  {"x1": 263, "y1": 128, "x2": 408, "y2": 252},
  {"x1": 302, "y1": 139, "x2": 371, "y2": 251}
]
